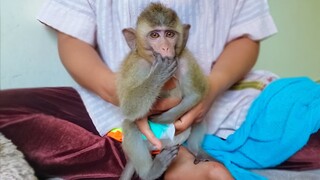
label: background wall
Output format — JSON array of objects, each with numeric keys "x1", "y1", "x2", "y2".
[
  {"x1": 1, "y1": 0, "x2": 76, "y2": 89},
  {"x1": 256, "y1": 0, "x2": 320, "y2": 79},
  {"x1": 1, "y1": 0, "x2": 319, "y2": 89}
]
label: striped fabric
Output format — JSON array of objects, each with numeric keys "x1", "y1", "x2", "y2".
[{"x1": 37, "y1": 0, "x2": 277, "y2": 138}]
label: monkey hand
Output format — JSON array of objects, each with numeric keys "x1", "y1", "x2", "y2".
[
  {"x1": 149, "y1": 53, "x2": 178, "y2": 85},
  {"x1": 174, "y1": 94, "x2": 214, "y2": 134}
]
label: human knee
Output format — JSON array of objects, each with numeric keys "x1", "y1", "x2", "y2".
[
  {"x1": 206, "y1": 162, "x2": 234, "y2": 180},
  {"x1": 164, "y1": 169, "x2": 178, "y2": 180}
]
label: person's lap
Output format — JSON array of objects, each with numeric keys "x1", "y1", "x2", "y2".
[{"x1": 165, "y1": 146, "x2": 234, "y2": 180}]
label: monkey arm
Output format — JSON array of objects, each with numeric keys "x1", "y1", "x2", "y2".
[
  {"x1": 118, "y1": 54, "x2": 177, "y2": 120},
  {"x1": 151, "y1": 92, "x2": 202, "y2": 124},
  {"x1": 122, "y1": 118, "x2": 180, "y2": 180},
  {"x1": 151, "y1": 55, "x2": 208, "y2": 124},
  {"x1": 118, "y1": 66, "x2": 157, "y2": 120}
]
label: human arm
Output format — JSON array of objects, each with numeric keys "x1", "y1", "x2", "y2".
[
  {"x1": 58, "y1": 31, "x2": 181, "y2": 147},
  {"x1": 57, "y1": 32, "x2": 119, "y2": 106},
  {"x1": 174, "y1": 36, "x2": 260, "y2": 134}
]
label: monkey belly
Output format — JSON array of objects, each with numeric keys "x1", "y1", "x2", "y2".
[
  {"x1": 151, "y1": 77, "x2": 182, "y2": 113},
  {"x1": 163, "y1": 77, "x2": 177, "y2": 90}
]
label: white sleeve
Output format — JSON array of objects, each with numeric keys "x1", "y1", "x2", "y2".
[
  {"x1": 37, "y1": 0, "x2": 97, "y2": 46},
  {"x1": 228, "y1": 0, "x2": 277, "y2": 42}
]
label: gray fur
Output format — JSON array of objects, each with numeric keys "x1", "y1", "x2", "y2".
[
  {"x1": 121, "y1": 120, "x2": 189, "y2": 180},
  {"x1": 118, "y1": 53, "x2": 178, "y2": 121},
  {"x1": 118, "y1": 4, "x2": 209, "y2": 180}
]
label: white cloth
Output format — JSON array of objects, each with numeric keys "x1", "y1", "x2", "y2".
[
  {"x1": 208, "y1": 70, "x2": 279, "y2": 139},
  {"x1": 37, "y1": 0, "x2": 278, "y2": 137}
]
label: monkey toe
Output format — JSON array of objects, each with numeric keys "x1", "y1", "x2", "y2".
[
  {"x1": 193, "y1": 153, "x2": 218, "y2": 165},
  {"x1": 193, "y1": 158, "x2": 210, "y2": 165},
  {"x1": 155, "y1": 145, "x2": 180, "y2": 165}
]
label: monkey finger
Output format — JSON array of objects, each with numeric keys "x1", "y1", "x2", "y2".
[
  {"x1": 169, "y1": 59, "x2": 178, "y2": 70},
  {"x1": 150, "y1": 56, "x2": 163, "y2": 73},
  {"x1": 164, "y1": 57, "x2": 171, "y2": 65},
  {"x1": 167, "y1": 61, "x2": 178, "y2": 74},
  {"x1": 153, "y1": 53, "x2": 161, "y2": 64},
  {"x1": 152, "y1": 49, "x2": 160, "y2": 57},
  {"x1": 161, "y1": 144, "x2": 180, "y2": 158},
  {"x1": 169, "y1": 57, "x2": 177, "y2": 65},
  {"x1": 193, "y1": 158, "x2": 210, "y2": 165},
  {"x1": 153, "y1": 53, "x2": 163, "y2": 67}
]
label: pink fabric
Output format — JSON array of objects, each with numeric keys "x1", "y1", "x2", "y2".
[{"x1": 0, "y1": 87, "x2": 127, "y2": 179}]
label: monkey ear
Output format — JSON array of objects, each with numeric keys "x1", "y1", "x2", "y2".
[
  {"x1": 122, "y1": 28, "x2": 137, "y2": 50},
  {"x1": 176, "y1": 24, "x2": 191, "y2": 55},
  {"x1": 181, "y1": 24, "x2": 191, "y2": 50}
]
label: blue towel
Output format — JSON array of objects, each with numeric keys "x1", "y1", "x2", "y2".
[{"x1": 203, "y1": 77, "x2": 320, "y2": 179}]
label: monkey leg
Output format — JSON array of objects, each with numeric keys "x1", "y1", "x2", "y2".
[
  {"x1": 185, "y1": 121, "x2": 217, "y2": 165},
  {"x1": 122, "y1": 121, "x2": 179, "y2": 180},
  {"x1": 122, "y1": 121, "x2": 154, "y2": 179},
  {"x1": 186, "y1": 121, "x2": 207, "y2": 157}
]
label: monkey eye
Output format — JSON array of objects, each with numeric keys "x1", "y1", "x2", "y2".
[
  {"x1": 149, "y1": 32, "x2": 160, "y2": 39},
  {"x1": 165, "y1": 31, "x2": 176, "y2": 38}
]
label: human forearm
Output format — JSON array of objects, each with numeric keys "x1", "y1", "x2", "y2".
[
  {"x1": 174, "y1": 37, "x2": 259, "y2": 133},
  {"x1": 208, "y1": 37, "x2": 260, "y2": 99},
  {"x1": 57, "y1": 32, "x2": 119, "y2": 105}
]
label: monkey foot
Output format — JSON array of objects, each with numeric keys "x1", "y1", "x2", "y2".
[{"x1": 193, "y1": 158, "x2": 210, "y2": 165}]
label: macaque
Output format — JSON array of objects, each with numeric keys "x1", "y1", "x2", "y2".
[{"x1": 117, "y1": 3, "x2": 209, "y2": 180}]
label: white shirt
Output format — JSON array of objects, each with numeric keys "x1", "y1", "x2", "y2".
[{"x1": 38, "y1": 0, "x2": 278, "y2": 138}]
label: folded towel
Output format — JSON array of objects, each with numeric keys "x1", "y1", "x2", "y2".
[{"x1": 203, "y1": 77, "x2": 320, "y2": 179}]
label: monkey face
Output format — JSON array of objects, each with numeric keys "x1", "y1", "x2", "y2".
[{"x1": 147, "y1": 27, "x2": 178, "y2": 59}]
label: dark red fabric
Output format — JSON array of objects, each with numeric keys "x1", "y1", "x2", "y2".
[
  {"x1": 276, "y1": 131, "x2": 320, "y2": 170},
  {"x1": 0, "y1": 87, "x2": 126, "y2": 179},
  {"x1": 0, "y1": 87, "x2": 319, "y2": 179}
]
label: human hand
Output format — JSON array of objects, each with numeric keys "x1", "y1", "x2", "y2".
[{"x1": 174, "y1": 86, "x2": 216, "y2": 135}]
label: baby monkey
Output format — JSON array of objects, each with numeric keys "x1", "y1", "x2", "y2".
[{"x1": 117, "y1": 3, "x2": 209, "y2": 180}]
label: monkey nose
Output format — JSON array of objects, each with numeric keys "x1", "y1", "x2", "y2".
[{"x1": 159, "y1": 47, "x2": 174, "y2": 58}]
